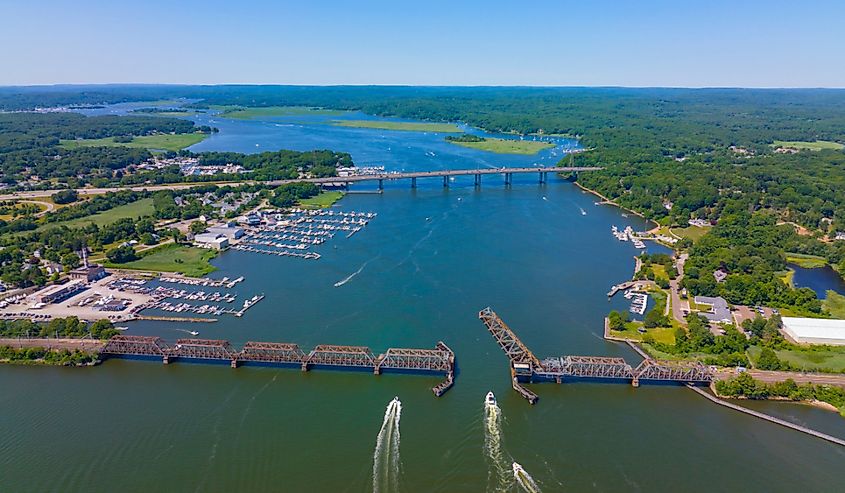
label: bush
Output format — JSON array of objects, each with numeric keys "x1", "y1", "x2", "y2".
[
  {"x1": 51, "y1": 189, "x2": 78, "y2": 204},
  {"x1": 106, "y1": 244, "x2": 138, "y2": 264}
]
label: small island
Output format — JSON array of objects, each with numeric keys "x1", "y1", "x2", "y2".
[
  {"x1": 332, "y1": 120, "x2": 462, "y2": 133},
  {"x1": 444, "y1": 133, "x2": 555, "y2": 155}
]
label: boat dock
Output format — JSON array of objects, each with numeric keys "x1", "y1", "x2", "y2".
[{"x1": 100, "y1": 336, "x2": 456, "y2": 397}]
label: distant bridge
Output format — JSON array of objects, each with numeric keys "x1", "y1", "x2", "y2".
[
  {"x1": 0, "y1": 167, "x2": 601, "y2": 201},
  {"x1": 275, "y1": 166, "x2": 602, "y2": 190},
  {"x1": 101, "y1": 335, "x2": 455, "y2": 397},
  {"x1": 478, "y1": 307, "x2": 712, "y2": 404}
]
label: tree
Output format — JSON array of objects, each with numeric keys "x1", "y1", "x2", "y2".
[
  {"x1": 189, "y1": 221, "x2": 207, "y2": 234},
  {"x1": 643, "y1": 308, "x2": 669, "y2": 328},
  {"x1": 51, "y1": 189, "x2": 78, "y2": 204},
  {"x1": 607, "y1": 310, "x2": 628, "y2": 330},
  {"x1": 106, "y1": 245, "x2": 137, "y2": 264},
  {"x1": 756, "y1": 347, "x2": 782, "y2": 370}
]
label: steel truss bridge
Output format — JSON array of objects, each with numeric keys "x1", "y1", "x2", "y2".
[
  {"x1": 478, "y1": 307, "x2": 713, "y2": 404},
  {"x1": 102, "y1": 336, "x2": 455, "y2": 397}
]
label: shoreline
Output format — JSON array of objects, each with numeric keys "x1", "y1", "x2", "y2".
[
  {"x1": 572, "y1": 180, "x2": 659, "y2": 229},
  {"x1": 711, "y1": 384, "x2": 842, "y2": 415}
]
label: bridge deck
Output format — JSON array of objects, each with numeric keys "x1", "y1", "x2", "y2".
[
  {"x1": 98, "y1": 335, "x2": 455, "y2": 396},
  {"x1": 479, "y1": 307, "x2": 714, "y2": 403}
]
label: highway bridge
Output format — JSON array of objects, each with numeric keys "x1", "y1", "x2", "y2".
[
  {"x1": 101, "y1": 335, "x2": 455, "y2": 397},
  {"x1": 0, "y1": 166, "x2": 601, "y2": 200},
  {"x1": 478, "y1": 307, "x2": 713, "y2": 404}
]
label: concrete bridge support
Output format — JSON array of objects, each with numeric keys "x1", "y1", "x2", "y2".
[
  {"x1": 474, "y1": 173, "x2": 481, "y2": 187},
  {"x1": 411, "y1": 177, "x2": 416, "y2": 188},
  {"x1": 539, "y1": 172, "x2": 547, "y2": 184},
  {"x1": 443, "y1": 176, "x2": 449, "y2": 188},
  {"x1": 378, "y1": 179, "x2": 383, "y2": 191},
  {"x1": 504, "y1": 173, "x2": 512, "y2": 186}
]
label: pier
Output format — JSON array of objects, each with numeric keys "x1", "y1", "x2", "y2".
[
  {"x1": 478, "y1": 307, "x2": 712, "y2": 403},
  {"x1": 101, "y1": 335, "x2": 455, "y2": 396}
]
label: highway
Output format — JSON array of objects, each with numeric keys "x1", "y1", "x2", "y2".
[{"x1": 0, "y1": 166, "x2": 601, "y2": 201}]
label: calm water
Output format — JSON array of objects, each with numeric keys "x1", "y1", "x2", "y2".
[
  {"x1": 2, "y1": 107, "x2": 844, "y2": 492},
  {"x1": 790, "y1": 264, "x2": 845, "y2": 298}
]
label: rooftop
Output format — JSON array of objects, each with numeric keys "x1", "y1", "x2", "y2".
[{"x1": 782, "y1": 317, "x2": 845, "y2": 342}]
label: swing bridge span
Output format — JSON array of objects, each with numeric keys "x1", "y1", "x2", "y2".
[
  {"x1": 101, "y1": 335, "x2": 455, "y2": 397},
  {"x1": 478, "y1": 307, "x2": 713, "y2": 404}
]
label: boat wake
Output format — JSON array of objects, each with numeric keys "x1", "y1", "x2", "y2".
[
  {"x1": 513, "y1": 462, "x2": 542, "y2": 493},
  {"x1": 373, "y1": 397, "x2": 402, "y2": 493},
  {"x1": 579, "y1": 207, "x2": 587, "y2": 216},
  {"x1": 334, "y1": 257, "x2": 378, "y2": 287},
  {"x1": 484, "y1": 392, "x2": 511, "y2": 492}
]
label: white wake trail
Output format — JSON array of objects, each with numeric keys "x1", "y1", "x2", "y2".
[
  {"x1": 513, "y1": 462, "x2": 542, "y2": 493},
  {"x1": 483, "y1": 394, "x2": 511, "y2": 492},
  {"x1": 334, "y1": 257, "x2": 378, "y2": 287},
  {"x1": 373, "y1": 397, "x2": 402, "y2": 493}
]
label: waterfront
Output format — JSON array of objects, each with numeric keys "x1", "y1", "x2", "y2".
[{"x1": 2, "y1": 108, "x2": 845, "y2": 491}]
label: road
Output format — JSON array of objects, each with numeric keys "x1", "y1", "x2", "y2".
[
  {"x1": 0, "y1": 338, "x2": 106, "y2": 352},
  {"x1": 716, "y1": 368, "x2": 845, "y2": 388},
  {"x1": 669, "y1": 253, "x2": 690, "y2": 324},
  {"x1": 0, "y1": 166, "x2": 601, "y2": 201}
]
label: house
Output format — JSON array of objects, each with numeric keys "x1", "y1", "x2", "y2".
[
  {"x1": 69, "y1": 264, "x2": 106, "y2": 283},
  {"x1": 693, "y1": 296, "x2": 732, "y2": 324},
  {"x1": 713, "y1": 269, "x2": 728, "y2": 283}
]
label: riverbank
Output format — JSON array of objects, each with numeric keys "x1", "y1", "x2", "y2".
[{"x1": 572, "y1": 180, "x2": 658, "y2": 228}]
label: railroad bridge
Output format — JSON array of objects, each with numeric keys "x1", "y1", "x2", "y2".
[
  {"x1": 478, "y1": 307, "x2": 712, "y2": 404},
  {"x1": 101, "y1": 335, "x2": 455, "y2": 396}
]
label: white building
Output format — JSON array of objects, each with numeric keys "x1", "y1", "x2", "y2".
[
  {"x1": 781, "y1": 317, "x2": 845, "y2": 345},
  {"x1": 206, "y1": 225, "x2": 244, "y2": 240},
  {"x1": 193, "y1": 233, "x2": 229, "y2": 250}
]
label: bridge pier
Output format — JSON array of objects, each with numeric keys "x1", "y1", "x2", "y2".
[
  {"x1": 411, "y1": 177, "x2": 416, "y2": 189},
  {"x1": 505, "y1": 173, "x2": 512, "y2": 186},
  {"x1": 231, "y1": 359, "x2": 238, "y2": 368},
  {"x1": 378, "y1": 179, "x2": 383, "y2": 191},
  {"x1": 474, "y1": 173, "x2": 481, "y2": 187},
  {"x1": 443, "y1": 175, "x2": 449, "y2": 188},
  {"x1": 539, "y1": 172, "x2": 547, "y2": 184},
  {"x1": 162, "y1": 355, "x2": 169, "y2": 365},
  {"x1": 632, "y1": 377, "x2": 639, "y2": 387}
]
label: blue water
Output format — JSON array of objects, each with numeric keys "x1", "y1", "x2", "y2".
[{"x1": 790, "y1": 264, "x2": 845, "y2": 298}]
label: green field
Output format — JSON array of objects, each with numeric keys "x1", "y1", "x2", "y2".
[
  {"x1": 60, "y1": 133, "x2": 207, "y2": 152},
  {"x1": 32, "y1": 198, "x2": 155, "y2": 233},
  {"x1": 610, "y1": 324, "x2": 676, "y2": 345},
  {"x1": 298, "y1": 191, "x2": 344, "y2": 209},
  {"x1": 772, "y1": 140, "x2": 844, "y2": 151},
  {"x1": 332, "y1": 120, "x2": 461, "y2": 133},
  {"x1": 105, "y1": 244, "x2": 217, "y2": 277},
  {"x1": 786, "y1": 252, "x2": 828, "y2": 268},
  {"x1": 824, "y1": 290, "x2": 845, "y2": 318},
  {"x1": 446, "y1": 137, "x2": 555, "y2": 155},
  {"x1": 669, "y1": 225, "x2": 709, "y2": 241},
  {"x1": 220, "y1": 106, "x2": 346, "y2": 119},
  {"x1": 749, "y1": 344, "x2": 845, "y2": 373},
  {"x1": 778, "y1": 269, "x2": 795, "y2": 287}
]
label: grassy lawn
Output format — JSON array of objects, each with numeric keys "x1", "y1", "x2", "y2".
[
  {"x1": 778, "y1": 269, "x2": 795, "y2": 288},
  {"x1": 785, "y1": 252, "x2": 828, "y2": 268},
  {"x1": 18, "y1": 198, "x2": 155, "y2": 237},
  {"x1": 60, "y1": 133, "x2": 208, "y2": 152},
  {"x1": 772, "y1": 140, "x2": 844, "y2": 151},
  {"x1": 749, "y1": 344, "x2": 845, "y2": 372},
  {"x1": 446, "y1": 137, "x2": 555, "y2": 155},
  {"x1": 610, "y1": 323, "x2": 676, "y2": 344},
  {"x1": 824, "y1": 290, "x2": 845, "y2": 318},
  {"x1": 220, "y1": 106, "x2": 346, "y2": 119},
  {"x1": 332, "y1": 120, "x2": 461, "y2": 133},
  {"x1": 298, "y1": 191, "x2": 344, "y2": 209},
  {"x1": 105, "y1": 244, "x2": 217, "y2": 277},
  {"x1": 669, "y1": 225, "x2": 709, "y2": 241}
]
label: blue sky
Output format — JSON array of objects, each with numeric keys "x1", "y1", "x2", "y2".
[{"x1": 1, "y1": 0, "x2": 843, "y2": 87}]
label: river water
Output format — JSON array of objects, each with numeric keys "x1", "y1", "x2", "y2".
[{"x1": 2, "y1": 106, "x2": 844, "y2": 492}]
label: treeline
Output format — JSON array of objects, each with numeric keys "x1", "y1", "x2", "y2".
[
  {"x1": 269, "y1": 182, "x2": 319, "y2": 208},
  {"x1": 0, "y1": 317, "x2": 118, "y2": 340},
  {"x1": 0, "y1": 112, "x2": 203, "y2": 184},
  {"x1": 196, "y1": 149, "x2": 351, "y2": 180},
  {"x1": 445, "y1": 134, "x2": 485, "y2": 143},
  {"x1": 0, "y1": 346, "x2": 98, "y2": 366},
  {"x1": 715, "y1": 373, "x2": 845, "y2": 415}
]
